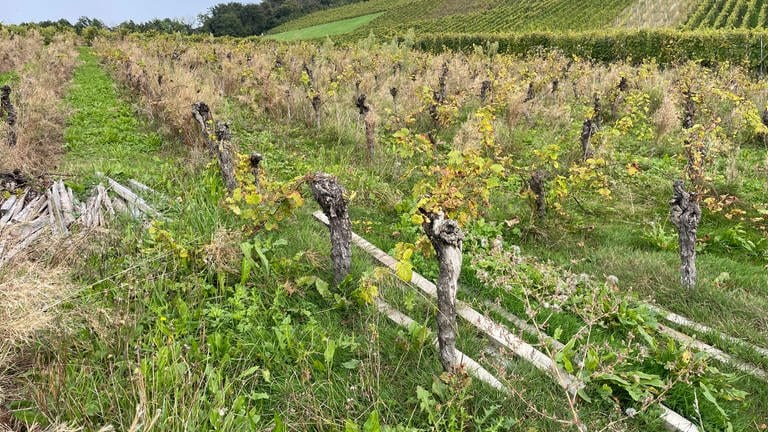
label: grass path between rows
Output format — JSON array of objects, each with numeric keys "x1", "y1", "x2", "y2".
[{"x1": 63, "y1": 47, "x2": 174, "y2": 182}]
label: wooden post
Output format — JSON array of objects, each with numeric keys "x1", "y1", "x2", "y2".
[
  {"x1": 1, "y1": 85, "x2": 17, "y2": 147},
  {"x1": 310, "y1": 173, "x2": 351, "y2": 284},
  {"x1": 420, "y1": 209, "x2": 464, "y2": 373},
  {"x1": 669, "y1": 180, "x2": 700, "y2": 288}
]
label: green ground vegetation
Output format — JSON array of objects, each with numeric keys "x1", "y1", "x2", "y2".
[{"x1": 266, "y1": 13, "x2": 384, "y2": 41}]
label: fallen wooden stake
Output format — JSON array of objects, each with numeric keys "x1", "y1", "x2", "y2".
[
  {"x1": 313, "y1": 211, "x2": 699, "y2": 432},
  {"x1": 658, "y1": 324, "x2": 768, "y2": 382},
  {"x1": 103, "y1": 176, "x2": 160, "y2": 218},
  {"x1": 487, "y1": 300, "x2": 768, "y2": 382},
  {"x1": 484, "y1": 301, "x2": 565, "y2": 351},
  {"x1": 647, "y1": 304, "x2": 768, "y2": 359}
]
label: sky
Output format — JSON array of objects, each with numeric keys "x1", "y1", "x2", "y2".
[{"x1": 1, "y1": 0, "x2": 228, "y2": 26}]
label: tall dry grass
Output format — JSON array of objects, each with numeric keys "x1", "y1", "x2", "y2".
[
  {"x1": 0, "y1": 33, "x2": 78, "y2": 175},
  {"x1": 0, "y1": 30, "x2": 43, "y2": 76}
]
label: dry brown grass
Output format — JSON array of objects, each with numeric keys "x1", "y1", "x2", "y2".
[
  {"x1": 201, "y1": 227, "x2": 242, "y2": 275},
  {"x1": 95, "y1": 37, "x2": 222, "y2": 150},
  {"x1": 1, "y1": 34, "x2": 78, "y2": 176},
  {"x1": 0, "y1": 260, "x2": 76, "y2": 430},
  {"x1": 0, "y1": 31, "x2": 43, "y2": 76}
]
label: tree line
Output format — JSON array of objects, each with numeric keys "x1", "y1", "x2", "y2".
[{"x1": 14, "y1": 1, "x2": 366, "y2": 37}]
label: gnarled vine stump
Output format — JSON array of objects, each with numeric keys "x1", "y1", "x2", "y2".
[
  {"x1": 192, "y1": 102, "x2": 238, "y2": 192},
  {"x1": 480, "y1": 80, "x2": 492, "y2": 105},
  {"x1": 420, "y1": 209, "x2": 464, "y2": 373},
  {"x1": 683, "y1": 87, "x2": 696, "y2": 130},
  {"x1": 310, "y1": 173, "x2": 351, "y2": 284},
  {"x1": 669, "y1": 180, "x2": 701, "y2": 288},
  {"x1": 524, "y1": 82, "x2": 535, "y2": 102},
  {"x1": 529, "y1": 170, "x2": 547, "y2": 218},
  {"x1": 214, "y1": 122, "x2": 238, "y2": 193},
  {"x1": 355, "y1": 94, "x2": 376, "y2": 161},
  {"x1": 192, "y1": 101, "x2": 215, "y2": 152},
  {"x1": 249, "y1": 153, "x2": 263, "y2": 187},
  {"x1": 580, "y1": 118, "x2": 596, "y2": 161}
]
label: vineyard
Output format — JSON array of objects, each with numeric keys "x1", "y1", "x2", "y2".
[
  {"x1": 267, "y1": 0, "x2": 635, "y2": 39},
  {"x1": 684, "y1": 0, "x2": 768, "y2": 29},
  {"x1": 267, "y1": 0, "x2": 768, "y2": 41},
  {"x1": 2, "y1": 21, "x2": 768, "y2": 432}
]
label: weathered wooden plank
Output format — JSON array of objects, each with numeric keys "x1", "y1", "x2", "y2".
[
  {"x1": 104, "y1": 176, "x2": 159, "y2": 218},
  {"x1": 648, "y1": 304, "x2": 768, "y2": 359}
]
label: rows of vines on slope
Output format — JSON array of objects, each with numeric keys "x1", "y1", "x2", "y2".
[
  {"x1": 272, "y1": 0, "x2": 634, "y2": 39},
  {"x1": 684, "y1": 0, "x2": 768, "y2": 29}
]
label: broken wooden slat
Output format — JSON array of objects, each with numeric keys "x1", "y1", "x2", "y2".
[
  {"x1": 648, "y1": 304, "x2": 768, "y2": 359},
  {"x1": 658, "y1": 324, "x2": 768, "y2": 382},
  {"x1": 127, "y1": 179, "x2": 166, "y2": 201},
  {"x1": 0, "y1": 225, "x2": 48, "y2": 268},
  {"x1": 47, "y1": 189, "x2": 68, "y2": 235},
  {"x1": 96, "y1": 184, "x2": 115, "y2": 217},
  {"x1": 14, "y1": 214, "x2": 49, "y2": 239},
  {"x1": 0, "y1": 194, "x2": 17, "y2": 212},
  {"x1": 58, "y1": 180, "x2": 75, "y2": 226},
  {"x1": 111, "y1": 196, "x2": 128, "y2": 214},
  {"x1": 13, "y1": 195, "x2": 46, "y2": 223},
  {"x1": 0, "y1": 191, "x2": 27, "y2": 228},
  {"x1": 104, "y1": 176, "x2": 159, "y2": 218},
  {"x1": 485, "y1": 301, "x2": 565, "y2": 351}
]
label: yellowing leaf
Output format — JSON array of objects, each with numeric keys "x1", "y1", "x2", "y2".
[
  {"x1": 395, "y1": 261, "x2": 413, "y2": 282},
  {"x1": 245, "y1": 193, "x2": 262, "y2": 205}
]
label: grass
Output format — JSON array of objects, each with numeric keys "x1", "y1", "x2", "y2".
[
  {"x1": 0, "y1": 71, "x2": 19, "y2": 87},
  {"x1": 265, "y1": 12, "x2": 384, "y2": 41},
  {"x1": 62, "y1": 48, "x2": 174, "y2": 182}
]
